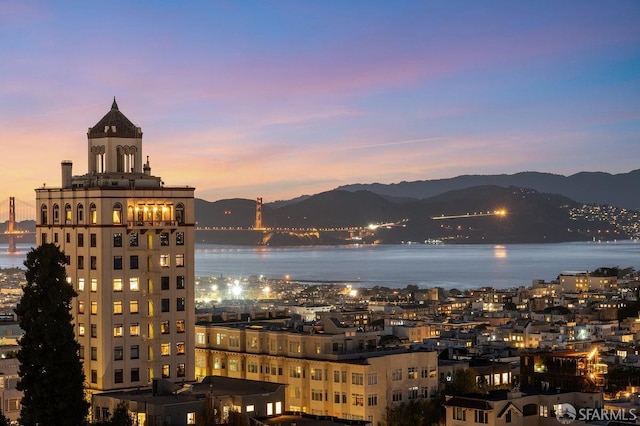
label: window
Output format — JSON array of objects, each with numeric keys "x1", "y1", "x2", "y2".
[
  {"x1": 113, "y1": 256, "x2": 122, "y2": 270},
  {"x1": 41, "y1": 233, "x2": 47, "y2": 244},
  {"x1": 176, "y1": 254, "x2": 184, "y2": 267},
  {"x1": 114, "y1": 369, "x2": 123, "y2": 384},
  {"x1": 91, "y1": 347, "x2": 97, "y2": 361},
  {"x1": 196, "y1": 333, "x2": 205, "y2": 345},
  {"x1": 454, "y1": 407, "x2": 466, "y2": 421},
  {"x1": 176, "y1": 232, "x2": 184, "y2": 245},
  {"x1": 352, "y1": 394, "x2": 364, "y2": 407},
  {"x1": 290, "y1": 366, "x2": 302, "y2": 378},
  {"x1": 91, "y1": 301, "x2": 98, "y2": 315},
  {"x1": 130, "y1": 277, "x2": 139, "y2": 291},
  {"x1": 368, "y1": 394, "x2": 378, "y2": 406},
  {"x1": 161, "y1": 343, "x2": 170, "y2": 356},
  {"x1": 176, "y1": 320, "x2": 185, "y2": 333},
  {"x1": 78, "y1": 345, "x2": 84, "y2": 359},
  {"x1": 177, "y1": 341, "x2": 185, "y2": 355},
  {"x1": 131, "y1": 345, "x2": 139, "y2": 359},
  {"x1": 392, "y1": 389, "x2": 402, "y2": 402},
  {"x1": 131, "y1": 368, "x2": 140, "y2": 382},
  {"x1": 78, "y1": 278, "x2": 85, "y2": 291},
  {"x1": 248, "y1": 363, "x2": 259, "y2": 374},
  {"x1": 40, "y1": 204, "x2": 48, "y2": 225},
  {"x1": 160, "y1": 232, "x2": 169, "y2": 246},
  {"x1": 64, "y1": 204, "x2": 72, "y2": 223},
  {"x1": 312, "y1": 368, "x2": 323, "y2": 381},
  {"x1": 114, "y1": 346, "x2": 123, "y2": 361},
  {"x1": 408, "y1": 367, "x2": 417, "y2": 379},
  {"x1": 113, "y1": 233, "x2": 122, "y2": 247},
  {"x1": 113, "y1": 203, "x2": 122, "y2": 224},
  {"x1": 78, "y1": 323, "x2": 85, "y2": 336},
  {"x1": 506, "y1": 410, "x2": 512, "y2": 423},
  {"x1": 129, "y1": 300, "x2": 139, "y2": 314},
  {"x1": 113, "y1": 278, "x2": 123, "y2": 292},
  {"x1": 160, "y1": 254, "x2": 169, "y2": 267},
  {"x1": 176, "y1": 203, "x2": 185, "y2": 225},
  {"x1": 539, "y1": 406, "x2": 548, "y2": 418},
  {"x1": 113, "y1": 324, "x2": 123, "y2": 338},
  {"x1": 130, "y1": 323, "x2": 140, "y2": 336},
  {"x1": 130, "y1": 255, "x2": 139, "y2": 269},
  {"x1": 66, "y1": 233, "x2": 70, "y2": 243},
  {"x1": 475, "y1": 410, "x2": 488, "y2": 424},
  {"x1": 77, "y1": 204, "x2": 84, "y2": 224},
  {"x1": 91, "y1": 324, "x2": 97, "y2": 338},
  {"x1": 186, "y1": 412, "x2": 195, "y2": 425},
  {"x1": 161, "y1": 321, "x2": 170, "y2": 334},
  {"x1": 90, "y1": 256, "x2": 97, "y2": 270},
  {"x1": 90, "y1": 233, "x2": 96, "y2": 247},
  {"x1": 129, "y1": 232, "x2": 138, "y2": 247},
  {"x1": 91, "y1": 278, "x2": 97, "y2": 292},
  {"x1": 312, "y1": 390, "x2": 323, "y2": 401},
  {"x1": 408, "y1": 386, "x2": 419, "y2": 400},
  {"x1": 352, "y1": 373, "x2": 363, "y2": 385},
  {"x1": 334, "y1": 371, "x2": 340, "y2": 383},
  {"x1": 368, "y1": 372, "x2": 377, "y2": 385},
  {"x1": 53, "y1": 204, "x2": 60, "y2": 224},
  {"x1": 161, "y1": 276, "x2": 170, "y2": 290},
  {"x1": 334, "y1": 392, "x2": 341, "y2": 404},
  {"x1": 77, "y1": 233, "x2": 84, "y2": 247},
  {"x1": 176, "y1": 275, "x2": 185, "y2": 289},
  {"x1": 177, "y1": 363, "x2": 186, "y2": 377},
  {"x1": 78, "y1": 256, "x2": 84, "y2": 269},
  {"x1": 54, "y1": 232, "x2": 59, "y2": 243},
  {"x1": 91, "y1": 370, "x2": 97, "y2": 384},
  {"x1": 90, "y1": 203, "x2": 97, "y2": 224},
  {"x1": 161, "y1": 299, "x2": 170, "y2": 312},
  {"x1": 113, "y1": 301, "x2": 123, "y2": 315},
  {"x1": 78, "y1": 301, "x2": 85, "y2": 314},
  {"x1": 392, "y1": 368, "x2": 402, "y2": 381},
  {"x1": 162, "y1": 364, "x2": 170, "y2": 378},
  {"x1": 176, "y1": 297, "x2": 185, "y2": 311}
]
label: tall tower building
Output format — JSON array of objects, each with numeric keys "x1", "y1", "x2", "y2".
[{"x1": 35, "y1": 99, "x2": 195, "y2": 392}]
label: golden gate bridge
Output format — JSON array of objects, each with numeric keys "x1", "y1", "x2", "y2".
[{"x1": 0, "y1": 197, "x2": 36, "y2": 253}]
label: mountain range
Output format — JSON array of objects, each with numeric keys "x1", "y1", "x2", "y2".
[{"x1": 195, "y1": 169, "x2": 639, "y2": 244}]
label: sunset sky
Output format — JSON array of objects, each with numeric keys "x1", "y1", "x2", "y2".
[{"x1": 1, "y1": 1, "x2": 639, "y2": 206}]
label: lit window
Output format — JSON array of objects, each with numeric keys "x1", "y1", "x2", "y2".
[
  {"x1": 113, "y1": 301, "x2": 123, "y2": 315},
  {"x1": 78, "y1": 278, "x2": 85, "y2": 291},
  {"x1": 161, "y1": 343, "x2": 170, "y2": 356},
  {"x1": 161, "y1": 320, "x2": 170, "y2": 334},
  {"x1": 162, "y1": 364, "x2": 170, "y2": 378},
  {"x1": 177, "y1": 341, "x2": 185, "y2": 355},
  {"x1": 113, "y1": 324, "x2": 123, "y2": 338},
  {"x1": 113, "y1": 203, "x2": 122, "y2": 224},
  {"x1": 130, "y1": 300, "x2": 139, "y2": 314},
  {"x1": 160, "y1": 254, "x2": 169, "y2": 267},
  {"x1": 65, "y1": 204, "x2": 72, "y2": 223},
  {"x1": 78, "y1": 323, "x2": 85, "y2": 336},
  {"x1": 90, "y1": 203, "x2": 97, "y2": 224},
  {"x1": 78, "y1": 301, "x2": 85, "y2": 314},
  {"x1": 130, "y1": 277, "x2": 139, "y2": 291},
  {"x1": 186, "y1": 412, "x2": 196, "y2": 425},
  {"x1": 91, "y1": 301, "x2": 98, "y2": 315},
  {"x1": 130, "y1": 323, "x2": 140, "y2": 337},
  {"x1": 176, "y1": 254, "x2": 184, "y2": 267},
  {"x1": 113, "y1": 278, "x2": 123, "y2": 292},
  {"x1": 91, "y1": 278, "x2": 97, "y2": 292},
  {"x1": 176, "y1": 320, "x2": 185, "y2": 333}
]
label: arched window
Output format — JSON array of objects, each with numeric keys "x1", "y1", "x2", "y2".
[
  {"x1": 175, "y1": 203, "x2": 185, "y2": 225},
  {"x1": 113, "y1": 202, "x2": 123, "y2": 224},
  {"x1": 64, "y1": 204, "x2": 72, "y2": 224},
  {"x1": 40, "y1": 204, "x2": 48, "y2": 225},
  {"x1": 90, "y1": 203, "x2": 97, "y2": 224},
  {"x1": 77, "y1": 204, "x2": 84, "y2": 224},
  {"x1": 53, "y1": 204, "x2": 60, "y2": 224}
]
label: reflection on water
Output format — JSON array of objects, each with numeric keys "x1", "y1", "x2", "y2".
[{"x1": 1, "y1": 241, "x2": 638, "y2": 289}]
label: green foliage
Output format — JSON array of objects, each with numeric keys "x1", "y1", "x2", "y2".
[
  {"x1": 15, "y1": 243, "x2": 89, "y2": 426},
  {"x1": 383, "y1": 398, "x2": 444, "y2": 426},
  {"x1": 504, "y1": 301, "x2": 517, "y2": 311},
  {"x1": 445, "y1": 368, "x2": 480, "y2": 395},
  {"x1": 109, "y1": 403, "x2": 134, "y2": 426}
]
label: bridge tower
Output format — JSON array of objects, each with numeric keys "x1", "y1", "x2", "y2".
[
  {"x1": 7, "y1": 197, "x2": 17, "y2": 253},
  {"x1": 255, "y1": 197, "x2": 263, "y2": 229}
]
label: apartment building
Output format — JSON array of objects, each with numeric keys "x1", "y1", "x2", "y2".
[
  {"x1": 195, "y1": 317, "x2": 439, "y2": 425},
  {"x1": 35, "y1": 99, "x2": 195, "y2": 392}
]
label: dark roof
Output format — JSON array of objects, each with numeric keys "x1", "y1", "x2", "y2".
[
  {"x1": 444, "y1": 397, "x2": 493, "y2": 410},
  {"x1": 88, "y1": 98, "x2": 141, "y2": 138}
]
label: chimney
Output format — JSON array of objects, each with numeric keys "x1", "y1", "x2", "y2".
[{"x1": 61, "y1": 161, "x2": 73, "y2": 188}]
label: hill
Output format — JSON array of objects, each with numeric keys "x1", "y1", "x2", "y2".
[
  {"x1": 336, "y1": 170, "x2": 640, "y2": 210},
  {"x1": 196, "y1": 186, "x2": 623, "y2": 245}
]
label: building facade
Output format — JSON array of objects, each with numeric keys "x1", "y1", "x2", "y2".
[
  {"x1": 35, "y1": 99, "x2": 195, "y2": 392},
  {"x1": 194, "y1": 318, "x2": 439, "y2": 425}
]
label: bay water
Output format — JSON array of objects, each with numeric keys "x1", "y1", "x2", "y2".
[{"x1": 2, "y1": 241, "x2": 638, "y2": 290}]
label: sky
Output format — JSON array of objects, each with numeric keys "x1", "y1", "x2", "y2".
[{"x1": 1, "y1": 1, "x2": 639, "y2": 205}]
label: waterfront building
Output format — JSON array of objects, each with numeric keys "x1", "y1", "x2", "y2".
[
  {"x1": 195, "y1": 316, "x2": 439, "y2": 425},
  {"x1": 35, "y1": 99, "x2": 195, "y2": 393}
]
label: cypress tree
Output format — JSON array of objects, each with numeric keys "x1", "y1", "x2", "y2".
[{"x1": 15, "y1": 243, "x2": 89, "y2": 425}]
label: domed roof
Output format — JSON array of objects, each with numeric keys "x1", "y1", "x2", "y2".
[{"x1": 88, "y1": 98, "x2": 141, "y2": 138}]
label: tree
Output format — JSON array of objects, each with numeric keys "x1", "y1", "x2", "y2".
[
  {"x1": 15, "y1": 243, "x2": 89, "y2": 425},
  {"x1": 109, "y1": 403, "x2": 134, "y2": 426},
  {"x1": 445, "y1": 368, "x2": 480, "y2": 395}
]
